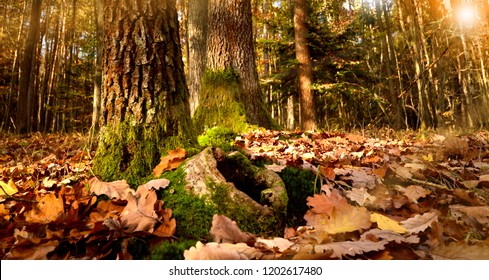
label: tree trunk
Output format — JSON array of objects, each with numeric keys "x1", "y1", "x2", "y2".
[
  {"x1": 293, "y1": 0, "x2": 316, "y2": 131},
  {"x1": 93, "y1": 0, "x2": 196, "y2": 184},
  {"x1": 376, "y1": 0, "x2": 404, "y2": 129},
  {"x1": 16, "y1": 0, "x2": 42, "y2": 134},
  {"x1": 187, "y1": 0, "x2": 208, "y2": 116},
  {"x1": 91, "y1": 0, "x2": 103, "y2": 134},
  {"x1": 194, "y1": 0, "x2": 275, "y2": 132}
]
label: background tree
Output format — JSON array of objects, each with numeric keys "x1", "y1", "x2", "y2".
[
  {"x1": 16, "y1": 0, "x2": 41, "y2": 133},
  {"x1": 293, "y1": 0, "x2": 316, "y2": 131},
  {"x1": 92, "y1": 0, "x2": 195, "y2": 184},
  {"x1": 193, "y1": 0, "x2": 275, "y2": 132}
]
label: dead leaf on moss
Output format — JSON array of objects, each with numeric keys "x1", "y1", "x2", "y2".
[
  {"x1": 210, "y1": 214, "x2": 255, "y2": 245},
  {"x1": 153, "y1": 148, "x2": 187, "y2": 177},
  {"x1": 141, "y1": 178, "x2": 170, "y2": 191},
  {"x1": 120, "y1": 187, "x2": 158, "y2": 233},
  {"x1": 265, "y1": 164, "x2": 287, "y2": 173}
]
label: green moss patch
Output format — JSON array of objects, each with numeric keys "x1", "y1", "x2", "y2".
[
  {"x1": 92, "y1": 120, "x2": 196, "y2": 186},
  {"x1": 278, "y1": 167, "x2": 316, "y2": 227},
  {"x1": 197, "y1": 126, "x2": 237, "y2": 152},
  {"x1": 159, "y1": 167, "x2": 216, "y2": 241},
  {"x1": 193, "y1": 69, "x2": 254, "y2": 133}
]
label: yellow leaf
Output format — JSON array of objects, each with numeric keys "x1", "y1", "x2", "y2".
[
  {"x1": 422, "y1": 153, "x2": 433, "y2": 162},
  {"x1": 0, "y1": 179, "x2": 19, "y2": 197},
  {"x1": 370, "y1": 213, "x2": 407, "y2": 234}
]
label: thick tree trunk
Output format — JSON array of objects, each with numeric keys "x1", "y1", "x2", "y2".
[
  {"x1": 194, "y1": 0, "x2": 274, "y2": 132},
  {"x1": 187, "y1": 0, "x2": 208, "y2": 116},
  {"x1": 93, "y1": 0, "x2": 195, "y2": 184},
  {"x1": 293, "y1": 0, "x2": 316, "y2": 131},
  {"x1": 16, "y1": 0, "x2": 42, "y2": 133}
]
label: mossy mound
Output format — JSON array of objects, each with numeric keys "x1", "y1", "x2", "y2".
[
  {"x1": 159, "y1": 167, "x2": 216, "y2": 240},
  {"x1": 197, "y1": 126, "x2": 237, "y2": 152},
  {"x1": 92, "y1": 120, "x2": 196, "y2": 186}
]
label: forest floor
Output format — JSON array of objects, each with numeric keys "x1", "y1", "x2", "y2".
[{"x1": 1, "y1": 129, "x2": 489, "y2": 260}]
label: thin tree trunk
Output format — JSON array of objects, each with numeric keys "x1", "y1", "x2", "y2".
[
  {"x1": 375, "y1": 0, "x2": 403, "y2": 129},
  {"x1": 91, "y1": 0, "x2": 103, "y2": 133},
  {"x1": 293, "y1": 0, "x2": 316, "y2": 131},
  {"x1": 16, "y1": 0, "x2": 42, "y2": 133}
]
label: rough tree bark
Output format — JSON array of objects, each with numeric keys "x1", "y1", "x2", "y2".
[
  {"x1": 93, "y1": 0, "x2": 195, "y2": 184},
  {"x1": 293, "y1": 0, "x2": 316, "y2": 131},
  {"x1": 187, "y1": 0, "x2": 208, "y2": 116},
  {"x1": 193, "y1": 0, "x2": 275, "y2": 132}
]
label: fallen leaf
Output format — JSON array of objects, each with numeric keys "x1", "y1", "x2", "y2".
[
  {"x1": 25, "y1": 193, "x2": 65, "y2": 223},
  {"x1": 319, "y1": 166, "x2": 336, "y2": 181},
  {"x1": 255, "y1": 237, "x2": 297, "y2": 253},
  {"x1": 361, "y1": 228, "x2": 419, "y2": 244},
  {"x1": 265, "y1": 164, "x2": 287, "y2": 173},
  {"x1": 184, "y1": 241, "x2": 253, "y2": 260},
  {"x1": 314, "y1": 239, "x2": 388, "y2": 259},
  {"x1": 120, "y1": 186, "x2": 158, "y2": 233},
  {"x1": 0, "y1": 179, "x2": 18, "y2": 197},
  {"x1": 305, "y1": 205, "x2": 372, "y2": 238},
  {"x1": 306, "y1": 189, "x2": 349, "y2": 215},
  {"x1": 88, "y1": 177, "x2": 134, "y2": 200},
  {"x1": 346, "y1": 187, "x2": 376, "y2": 206},
  {"x1": 401, "y1": 211, "x2": 438, "y2": 234},
  {"x1": 153, "y1": 148, "x2": 187, "y2": 177},
  {"x1": 210, "y1": 214, "x2": 255, "y2": 245},
  {"x1": 395, "y1": 166, "x2": 413, "y2": 179},
  {"x1": 370, "y1": 213, "x2": 407, "y2": 234},
  {"x1": 430, "y1": 241, "x2": 489, "y2": 260},
  {"x1": 4, "y1": 240, "x2": 59, "y2": 260},
  {"x1": 141, "y1": 178, "x2": 170, "y2": 191},
  {"x1": 449, "y1": 205, "x2": 489, "y2": 226},
  {"x1": 399, "y1": 185, "x2": 431, "y2": 203}
]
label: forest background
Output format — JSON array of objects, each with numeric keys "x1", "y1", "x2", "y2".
[{"x1": 2, "y1": 0, "x2": 489, "y2": 134}]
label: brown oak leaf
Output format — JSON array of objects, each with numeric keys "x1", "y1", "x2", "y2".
[
  {"x1": 88, "y1": 177, "x2": 134, "y2": 200},
  {"x1": 210, "y1": 214, "x2": 255, "y2": 245}
]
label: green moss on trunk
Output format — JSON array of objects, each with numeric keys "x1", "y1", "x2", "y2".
[
  {"x1": 193, "y1": 69, "x2": 255, "y2": 133},
  {"x1": 92, "y1": 119, "x2": 196, "y2": 186}
]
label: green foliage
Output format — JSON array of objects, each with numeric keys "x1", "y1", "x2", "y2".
[
  {"x1": 197, "y1": 126, "x2": 237, "y2": 152},
  {"x1": 278, "y1": 167, "x2": 316, "y2": 227},
  {"x1": 159, "y1": 167, "x2": 216, "y2": 240},
  {"x1": 150, "y1": 240, "x2": 197, "y2": 260}
]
